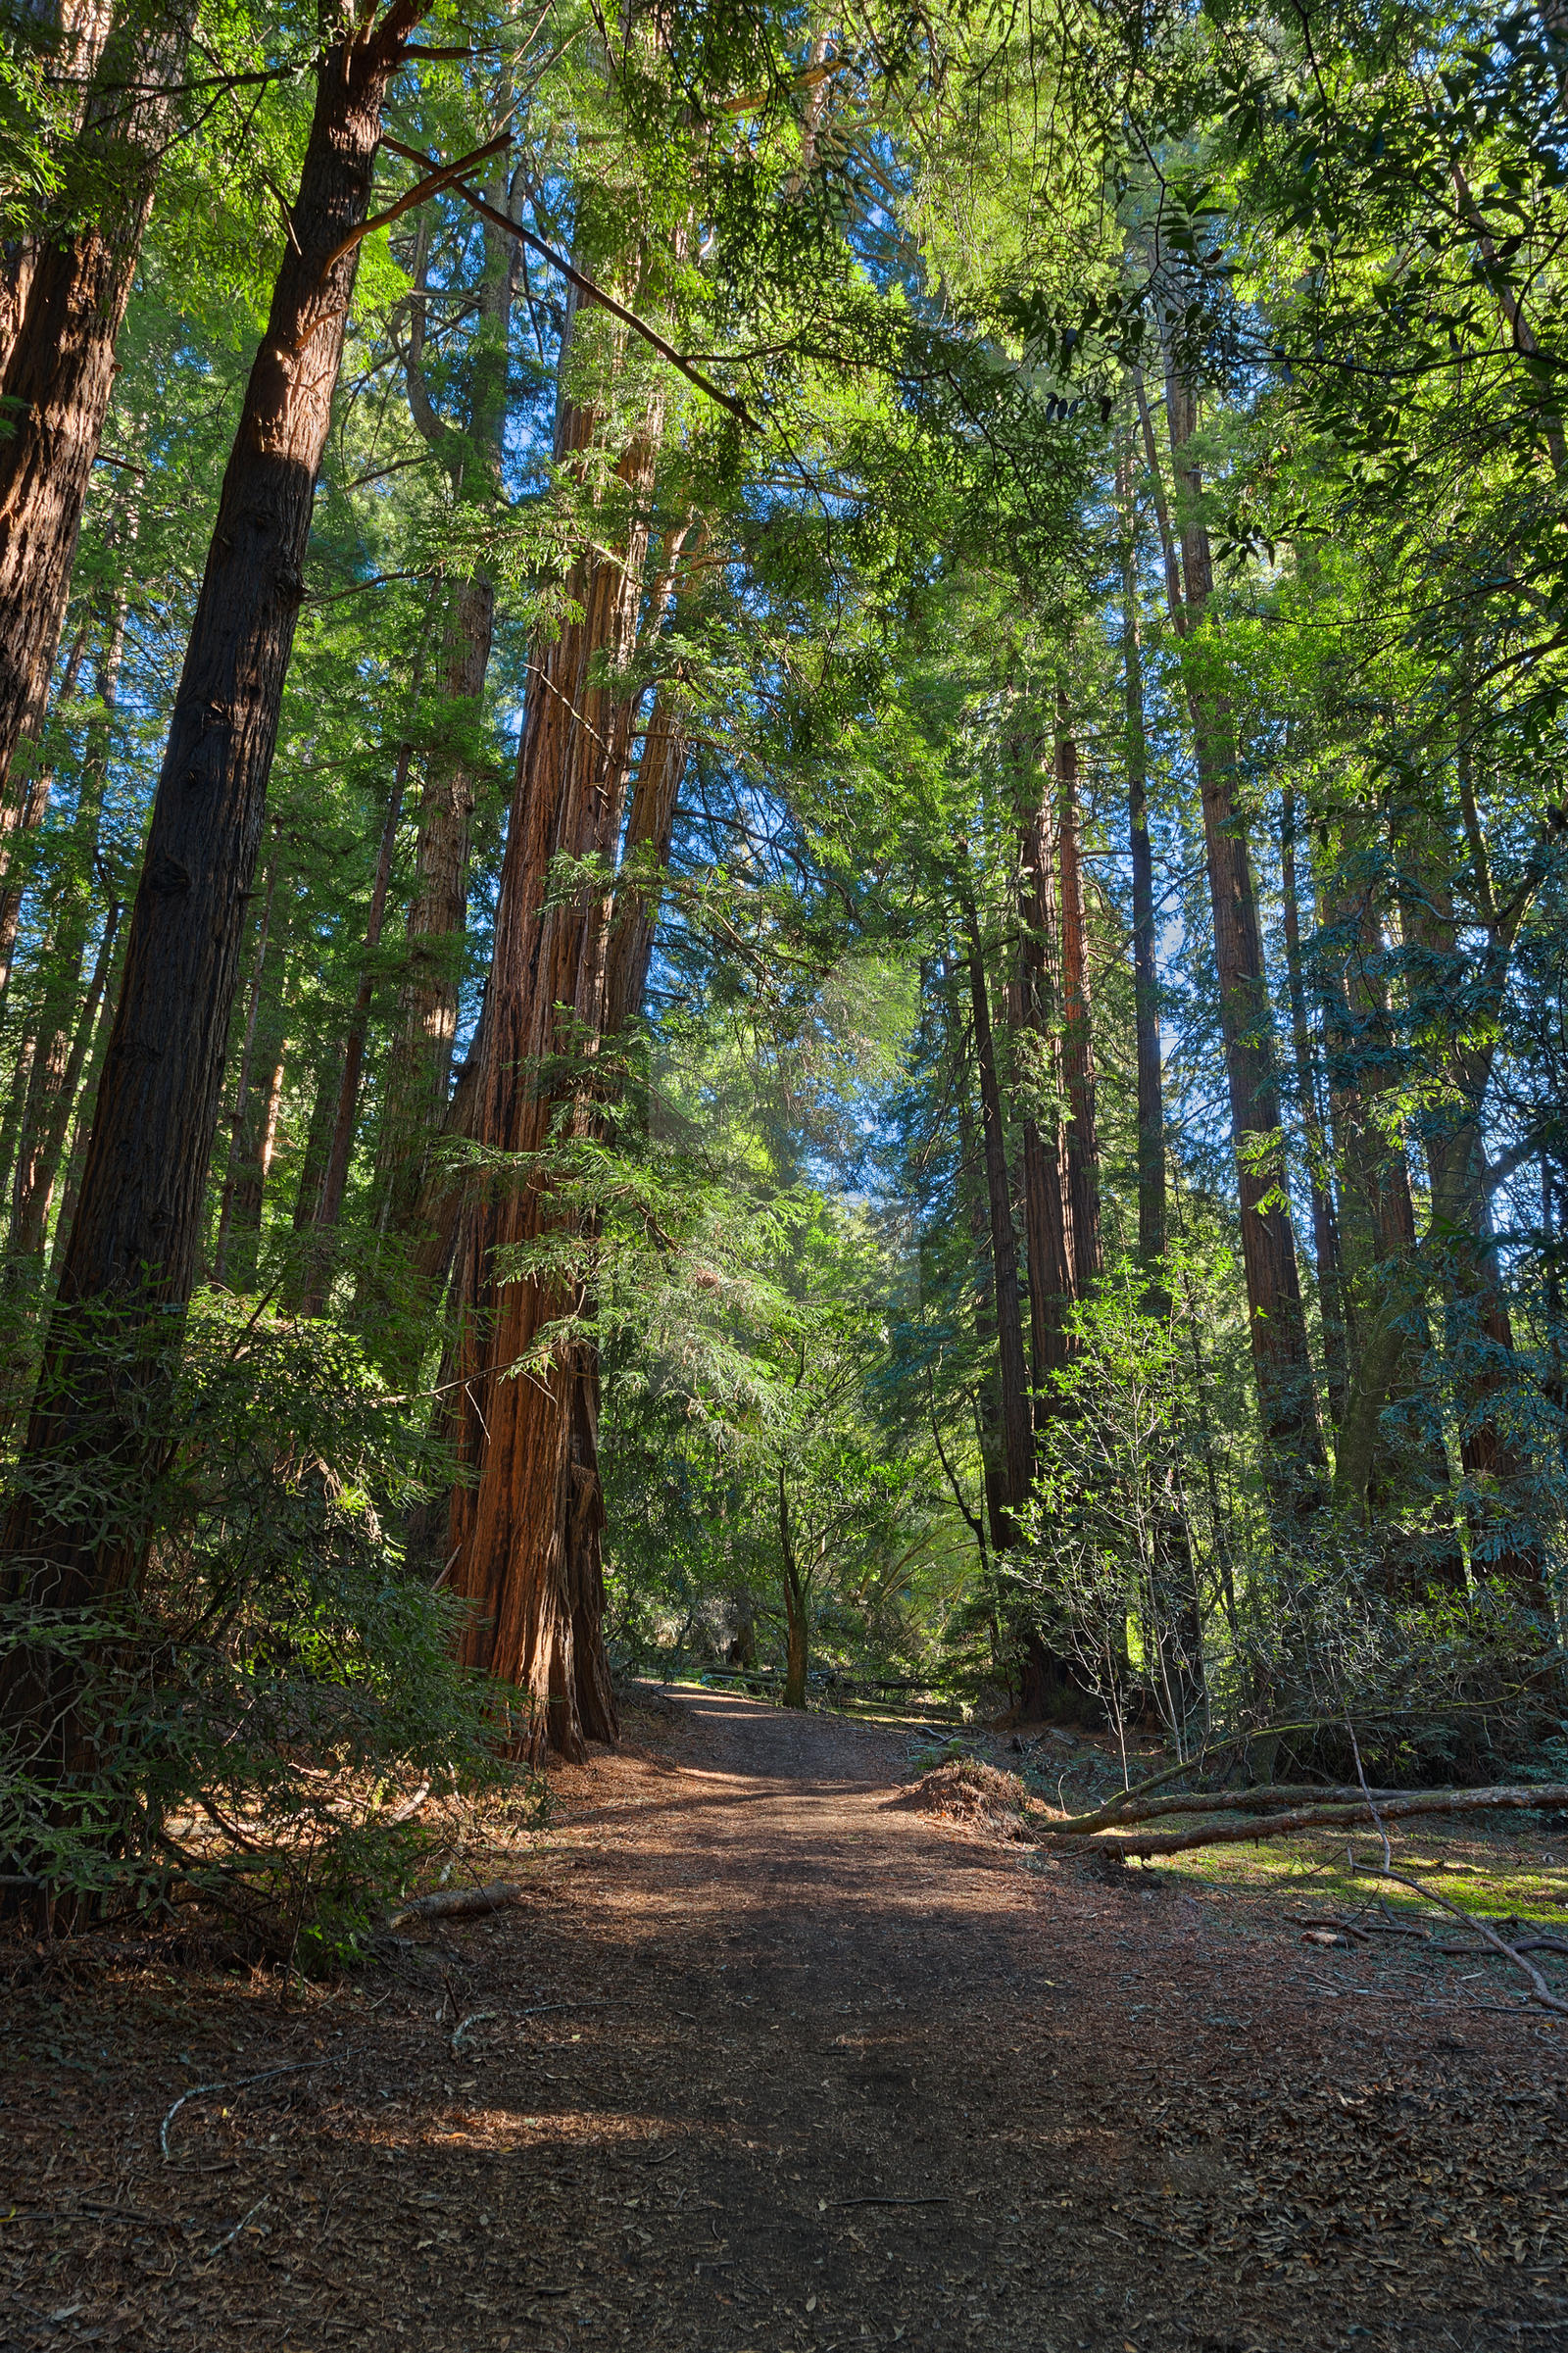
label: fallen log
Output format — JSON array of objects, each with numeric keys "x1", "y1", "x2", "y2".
[
  {"x1": 1077, "y1": 1785, "x2": 1568, "y2": 1860},
  {"x1": 1043, "y1": 1783, "x2": 1404, "y2": 1836},
  {"x1": 385, "y1": 1880, "x2": 528, "y2": 1929}
]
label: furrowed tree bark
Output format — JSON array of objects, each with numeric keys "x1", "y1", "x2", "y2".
[
  {"x1": 0, "y1": 0, "x2": 192, "y2": 818},
  {"x1": 0, "y1": 616, "x2": 89, "y2": 1005},
  {"x1": 377, "y1": 160, "x2": 516, "y2": 1240},
  {"x1": 1159, "y1": 363, "x2": 1325, "y2": 1491},
  {"x1": 0, "y1": 0, "x2": 431, "y2": 1653},
  {"x1": 445, "y1": 293, "x2": 663, "y2": 1761}
]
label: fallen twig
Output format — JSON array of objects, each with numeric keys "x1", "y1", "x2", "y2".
[
  {"x1": 385, "y1": 1880, "x2": 527, "y2": 1929},
  {"x1": 1350, "y1": 1860, "x2": 1568, "y2": 2019},
  {"x1": 204, "y1": 2196, "x2": 269, "y2": 2262},
  {"x1": 160, "y1": 2063, "x2": 323, "y2": 2161},
  {"x1": 452, "y1": 2009, "x2": 500, "y2": 2055},
  {"x1": 830, "y1": 2195, "x2": 952, "y2": 2208},
  {"x1": 380, "y1": 1778, "x2": 432, "y2": 1827},
  {"x1": 1290, "y1": 1914, "x2": 1372, "y2": 1941}
]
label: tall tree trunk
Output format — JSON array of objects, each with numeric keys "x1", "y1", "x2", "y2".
[
  {"x1": 377, "y1": 161, "x2": 516, "y2": 1238},
  {"x1": 0, "y1": 0, "x2": 191, "y2": 814},
  {"x1": 10, "y1": 598, "x2": 126, "y2": 1263},
  {"x1": 302, "y1": 739, "x2": 414, "y2": 1310},
  {"x1": 1055, "y1": 700, "x2": 1102, "y2": 1300},
  {"x1": 1118, "y1": 451, "x2": 1166, "y2": 1269},
  {"x1": 1117, "y1": 449, "x2": 1201, "y2": 1738},
  {"x1": 1317, "y1": 825, "x2": 1426, "y2": 1519},
  {"x1": 1017, "y1": 743, "x2": 1074, "y2": 1404},
  {"x1": 779, "y1": 1467, "x2": 808, "y2": 1709},
  {"x1": 212, "y1": 855, "x2": 279, "y2": 1287},
  {"x1": 958, "y1": 882, "x2": 1032, "y2": 1529},
  {"x1": 9, "y1": 899, "x2": 120, "y2": 1262},
  {"x1": 1159, "y1": 363, "x2": 1325, "y2": 1489},
  {"x1": 603, "y1": 536, "x2": 699, "y2": 1042},
  {"x1": 1279, "y1": 784, "x2": 1348, "y2": 1429},
  {"x1": 0, "y1": 0, "x2": 429, "y2": 1648},
  {"x1": 946, "y1": 956, "x2": 1011, "y2": 1555},
  {"x1": 445, "y1": 294, "x2": 663, "y2": 1761},
  {"x1": 0, "y1": 615, "x2": 89, "y2": 1005},
  {"x1": 1396, "y1": 798, "x2": 1543, "y2": 1596}
]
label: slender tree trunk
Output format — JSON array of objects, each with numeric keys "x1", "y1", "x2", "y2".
[
  {"x1": 0, "y1": 617, "x2": 89, "y2": 1006},
  {"x1": 212, "y1": 856, "x2": 278, "y2": 1287},
  {"x1": 1159, "y1": 363, "x2": 1325, "y2": 1489},
  {"x1": 10, "y1": 590, "x2": 127, "y2": 1266},
  {"x1": 779, "y1": 1467, "x2": 808, "y2": 1709},
  {"x1": 221, "y1": 1029, "x2": 286, "y2": 1294},
  {"x1": 1116, "y1": 449, "x2": 1201, "y2": 1733},
  {"x1": 603, "y1": 537, "x2": 699, "y2": 1041},
  {"x1": 1118, "y1": 454, "x2": 1166, "y2": 1269},
  {"x1": 1055, "y1": 701, "x2": 1102, "y2": 1300},
  {"x1": 302, "y1": 740, "x2": 415, "y2": 1309},
  {"x1": 445, "y1": 293, "x2": 663, "y2": 1761},
  {"x1": 1279, "y1": 784, "x2": 1348, "y2": 1429},
  {"x1": 1397, "y1": 802, "x2": 1542, "y2": 1593},
  {"x1": 1017, "y1": 746, "x2": 1074, "y2": 1404},
  {"x1": 959, "y1": 882, "x2": 1032, "y2": 1526},
  {"x1": 1317, "y1": 825, "x2": 1425, "y2": 1518},
  {"x1": 0, "y1": 0, "x2": 191, "y2": 813},
  {"x1": 1, "y1": 0, "x2": 429, "y2": 1641}
]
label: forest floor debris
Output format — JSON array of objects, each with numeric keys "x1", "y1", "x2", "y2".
[
  {"x1": 897, "y1": 1754, "x2": 1034, "y2": 1838},
  {"x1": 1, "y1": 1687, "x2": 1563, "y2": 2353}
]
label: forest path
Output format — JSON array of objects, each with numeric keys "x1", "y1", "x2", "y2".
[{"x1": 3, "y1": 1690, "x2": 1563, "y2": 2353}]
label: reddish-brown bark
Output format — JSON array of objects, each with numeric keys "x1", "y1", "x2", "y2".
[
  {"x1": 445, "y1": 304, "x2": 664, "y2": 1760},
  {"x1": 377, "y1": 167, "x2": 517, "y2": 1237},
  {"x1": 1, "y1": 0, "x2": 431, "y2": 1650},
  {"x1": 1160, "y1": 367, "x2": 1325, "y2": 1486},
  {"x1": 0, "y1": 0, "x2": 191, "y2": 821},
  {"x1": 960, "y1": 884, "x2": 1032, "y2": 1528}
]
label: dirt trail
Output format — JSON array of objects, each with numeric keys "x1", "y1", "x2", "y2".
[{"x1": 3, "y1": 1691, "x2": 1564, "y2": 2353}]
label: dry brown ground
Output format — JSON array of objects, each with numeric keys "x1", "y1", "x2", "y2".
[{"x1": 2, "y1": 1687, "x2": 1564, "y2": 2353}]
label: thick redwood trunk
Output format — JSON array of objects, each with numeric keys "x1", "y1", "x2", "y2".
[
  {"x1": 378, "y1": 168, "x2": 514, "y2": 1238},
  {"x1": 0, "y1": 0, "x2": 190, "y2": 815},
  {"x1": 1, "y1": 0, "x2": 428, "y2": 1637},
  {"x1": 446, "y1": 303, "x2": 662, "y2": 1760},
  {"x1": 1161, "y1": 367, "x2": 1324, "y2": 1487}
]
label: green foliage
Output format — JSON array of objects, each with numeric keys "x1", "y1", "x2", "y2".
[{"x1": 1, "y1": 1298, "x2": 518, "y2": 1952}]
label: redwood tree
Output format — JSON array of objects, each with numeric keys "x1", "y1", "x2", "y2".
[{"x1": 1, "y1": 0, "x2": 433, "y2": 1642}]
